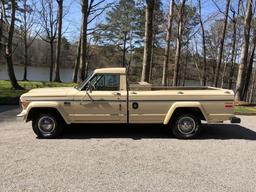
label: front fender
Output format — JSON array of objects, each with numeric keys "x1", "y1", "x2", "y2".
[
  {"x1": 18, "y1": 101, "x2": 71, "y2": 124},
  {"x1": 163, "y1": 102, "x2": 208, "y2": 125}
]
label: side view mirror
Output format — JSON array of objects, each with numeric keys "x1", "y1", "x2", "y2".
[{"x1": 86, "y1": 81, "x2": 93, "y2": 93}]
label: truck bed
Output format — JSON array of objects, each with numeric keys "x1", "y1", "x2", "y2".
[{"x1": 129, "y1": 83, "x2": 221, "y2": 91}]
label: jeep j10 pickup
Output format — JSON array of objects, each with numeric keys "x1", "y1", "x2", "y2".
[{"x1": 18, "y1": 67, "x2": 240, "y2": 139}]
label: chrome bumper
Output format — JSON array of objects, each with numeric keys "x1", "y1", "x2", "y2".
[{"x1": 17, "y1": 110, "x2": 27, "y2": 121}]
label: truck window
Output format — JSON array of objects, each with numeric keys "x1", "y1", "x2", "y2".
[{"x1": 91, "y1": 74, "x2": 120, "y2": 91}]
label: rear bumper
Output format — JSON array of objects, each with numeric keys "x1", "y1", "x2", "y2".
[{"x1": 230, "y1": 116, "x2": 241, "y2": 124}]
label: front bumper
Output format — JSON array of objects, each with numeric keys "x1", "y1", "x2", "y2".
[
  {"x1": 230, "y1": 116, "x2": 241, "y2": 124},
  {"x1": 17, "y1": 109, "x2": 27, "y2": 121}
]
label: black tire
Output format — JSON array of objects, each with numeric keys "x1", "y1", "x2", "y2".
[
  {"x1": 32, "y1": 113, "x2": 64, "y2": 139},
  {"x1": 171, "y1": 113, "x2": 201, "y2": 139}
]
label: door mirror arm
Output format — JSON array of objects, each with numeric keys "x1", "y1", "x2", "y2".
[
  {"x1": 86, "y1": 81, "x2": 93, "y2": 93},
  {"x1": 85, "y1": 81, "x2": 94, "y2": 101}
]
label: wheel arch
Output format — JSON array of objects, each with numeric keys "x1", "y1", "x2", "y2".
[
  {"x1": 163, "y1": 102, "x2": 208, "y2": 125},
  {"x1": 26, "y1": 106, "x2": 70, "y2": 124}
]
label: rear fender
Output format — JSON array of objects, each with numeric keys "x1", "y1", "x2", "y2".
[{"x1": 163, "y1": 102, "x2": 208, "y2": 125}]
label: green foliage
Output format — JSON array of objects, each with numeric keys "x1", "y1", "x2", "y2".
[
  {"x1": 136, "y1": 0, "x2": 165, "y2": 46},
  {"x1": 0, "y1": 80, "x2": 76, "y2": 99},
  {"x1": 95, "y1": 0, "x2": 141, "y2": 50},
  {"x1": 235, "y1": 106, "x2": 256, "y2": 114}
]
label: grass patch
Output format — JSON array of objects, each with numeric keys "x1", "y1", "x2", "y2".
[
  {"x1": 0, "y1": 80, "x2": 76, "y2": 104},
  {"x1": 235, "y1": 106, "x2": 256, "y2": 114}
]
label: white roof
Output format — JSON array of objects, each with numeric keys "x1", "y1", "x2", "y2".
[{"x1": 94, "y1": 67, "x2": 126, "y2": 74}]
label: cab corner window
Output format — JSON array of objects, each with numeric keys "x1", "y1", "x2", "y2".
[{"x1": 88, "y1": 74, "x2": 120, "y2": 91}]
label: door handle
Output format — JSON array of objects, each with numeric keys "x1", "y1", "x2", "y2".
[{"x1": 112, "y1": 92, "x2": 121, "y2": 96}]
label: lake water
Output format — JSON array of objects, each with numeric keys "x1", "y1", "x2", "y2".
[
  {"x1": 0, "y1": 64, "x2": 203, "y2": 86},
  {"x1": 0, "y1": 65, "x2": 74, "y2": 82}
]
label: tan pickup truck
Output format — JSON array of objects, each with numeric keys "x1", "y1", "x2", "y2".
[{"x1": 18, "y1": 67, "x2": 240, "y2": 139}]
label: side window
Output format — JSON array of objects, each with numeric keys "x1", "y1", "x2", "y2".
[{"x1": 92, "y1": 74, "x2": 120, "y2": 91}]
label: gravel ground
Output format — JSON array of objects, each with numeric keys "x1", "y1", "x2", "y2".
[{"x1": 0, "y1": 105, "x2": 256, "y2": 192}]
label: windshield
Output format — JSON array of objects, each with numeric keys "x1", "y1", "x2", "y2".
[{"x1": 75, "y1": 71, "x2": 93, "y2": 90}]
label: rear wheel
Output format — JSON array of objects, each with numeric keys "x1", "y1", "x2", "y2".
[
  {"x1": 171, "y1": 113, "x2": 201, "y2": 139},
  {"x1": 32, "y1": 113, "x2": 64, "y2": 138}
]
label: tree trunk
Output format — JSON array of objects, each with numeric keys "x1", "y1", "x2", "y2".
[
  {"x1": 5, "y1": 0, "x2": 23, "y2": 90},
  {"x1": 141, "y1": 0, "x2": 155, "y2": 83},
  {"x1": 23, "y1": 0, "x2": 28, "y2": 81},
  {"x1": 149, "y1": 44, "x2": 154, "y2": 82},
  {"x1": 79, "y1": 0, "x2": 88, "y2": 82},
  {"x1": 0, "y1": 10, "x2": 3, "y2": 60},
  {"x1": 235, "y1": 0, "x2": 253, "y2": 102},
  {"x1": 122, "y1": 31, "x2": 127, "y2": 67},
  {"x1": 213, "y1": 0, "x2": 231, "y2": 87},
  {"x1": 242, "y1": 28, "x2": 256, "y2": 100},
  {"x1": 23, "y1": 39, "x2": 28, "y2": 81},
  {"x1": 54, "y1": 0, "x2": 63, "y2": 82},
  {"x1": 249, "y1": 69, "x2": 256, "y2": 103},
  {"x1": 172, "y1": 0, "x2": 186, "y2": 86},
  {"x1": 73, "y1": 37, "x2": 81, "y2": 83},
  {"x1": 198, "y1": 0, "x2": 207, "y2": 86},
  {"x1": 162, "y1": 0, "x2": 174, "y2": 86},
  {"x1": 228, "y1": 0, "x2": 240, "y2": 89},
  {"x1": 182, "y1": 49, "x2": 189, "y2": 86},
  {"x1": 242, "y1": 47, "x2": 254, "y2": 100},
  {"x1": 49, "y1": 41, "x2": 54, "y2": 82}
]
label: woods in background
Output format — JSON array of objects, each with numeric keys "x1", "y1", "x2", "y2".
[{"x1": 0, "y1": 0, "x2": 256, "y2": 103}]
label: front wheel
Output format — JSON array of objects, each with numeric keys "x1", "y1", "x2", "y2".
[
  {"x1": 171, "y1": 113, "x2": 201, "y2": 139},
  {"x1": 32, "y1": 113, "x2": 64, "y2": 139}
]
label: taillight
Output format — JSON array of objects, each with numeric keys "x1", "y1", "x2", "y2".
[{"x1": 224, "y1": 103, "x2": 234, "y2": 108}]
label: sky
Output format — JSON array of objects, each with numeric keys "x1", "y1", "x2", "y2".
[{"x1": 62, "y1": 0, "x2": 241, "y2": 43}]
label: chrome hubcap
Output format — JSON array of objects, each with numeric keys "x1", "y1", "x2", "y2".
[
  {"x1": 38, "y1": 116, "x2": 55, "y2": 135},
  {"x1": 177, "y1": 116, "x2": 196, "y2": 135}
]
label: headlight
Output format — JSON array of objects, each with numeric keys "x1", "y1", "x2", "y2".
[{"x1": 20, "y1": 98, "x2": 30, "y2": 109}]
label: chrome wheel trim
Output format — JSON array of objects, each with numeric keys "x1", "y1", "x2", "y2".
[
  {"x1": 38, "y1": 116, "x2": 56, "y2": 136},
  {"x1": 177, "y1": 116, "x2": 196, "y2": 135}
]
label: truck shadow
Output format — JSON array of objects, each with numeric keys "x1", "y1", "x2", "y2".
[{"x1": 61, "y1": 123, "x2": 256, "y2": 140}]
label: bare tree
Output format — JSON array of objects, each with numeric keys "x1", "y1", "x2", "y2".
[
  {"x1": 161, "y1": 0, "x2": 174, "y2": 86},
  {"x1": 54, "y1": 0, "x2": 63, "y2": 82},
  {"x1": 172, "y1": 0, "x2": 186, "y2": 86},
  {"x1": 235, "y1": 0, "x2": 253, "y2": 102},
  {"x1": 198, "y1": 0, "x2": 207, "y2": 86},
  {"x1": 242, "y1": 27, "x2": 256, "y2": 100},
  {"x1": 228, "y1": 0, "x2": 241, "y2": 89},
  {"x1": 72, "y1": 34, "x2": 81, "y2": 83},
  {"x1": 213, "y1": 0, "x2": 231, "y2": 87},
  {"x1": 249, "y1": 68, "x2": 256, "y2": 103},
  {"x1": 0, "y1": 2, "x2": 3, "y2": 60},
  {"x1": 141, "y1": 0, "x2": 155, "y2": 82},
  {"x1": 182, "y1": 44, "x2": 189, "y2": 86},
  {"x1": 18, "y1": 0, "x2": 38, "y2": 81},
  {"x1": 191, "y1": 39, "x2": 203, "y2": 84},
  {"x1": 79, "y1": 0, "x2": 110, "y2": 81},
  {"x1": 79, "y1": 0, "x2": 88, "y2": 81},
  {"x1": 38, "y1": 0, "x2": 58, "y2": 82},
  {"x1": 2, "y1": 0, "x2": 23, "y2": 89}
]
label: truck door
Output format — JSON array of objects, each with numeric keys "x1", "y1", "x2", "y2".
[{"x1": 70, "y1": 74, "x2": 123, "y2": 123}]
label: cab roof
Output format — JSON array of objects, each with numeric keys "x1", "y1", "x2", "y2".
[{"x1": 94, "y1": 67, "x2": 126, "y2": 74}]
